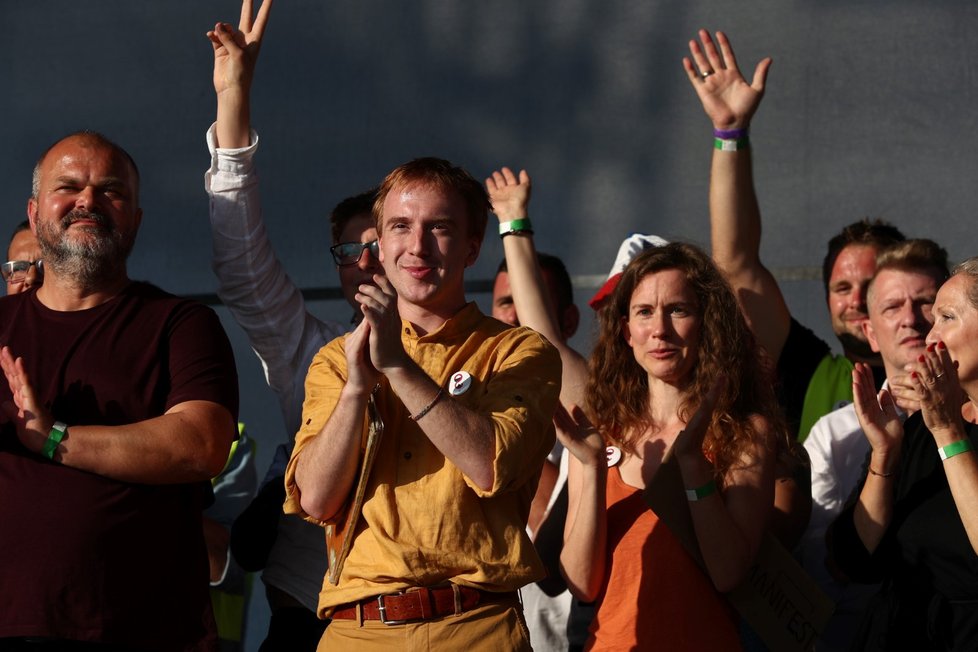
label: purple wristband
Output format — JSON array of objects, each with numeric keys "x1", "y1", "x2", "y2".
[{"x1": 713, "y1": 127, "x2": 748, "y2": 140}]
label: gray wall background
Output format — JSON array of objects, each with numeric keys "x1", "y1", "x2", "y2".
[{"x1": 3, "y1": 1, "x2": 976, "y2": 648}]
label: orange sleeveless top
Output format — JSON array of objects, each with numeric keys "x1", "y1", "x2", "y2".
[{"x1": 586, "y1": 466, "x2": 743, "y2": 651}]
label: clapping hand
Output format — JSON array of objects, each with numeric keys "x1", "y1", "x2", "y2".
[
  {"x1": 852, "y1": 362, "x2": 904, "y2": 456},
  {"x1": 554, "y1": 403, "x2": 605, "y2": 467},
  {"x1": 0, "y1": 346, "x2": 53, "y2": 455},
  {"x1": 910, "y1": 342, "x2": 967, "y2": 443}
]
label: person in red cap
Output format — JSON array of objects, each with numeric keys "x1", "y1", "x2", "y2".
[{"x1": 588, "y1": 233, "x2": 668, "y2": 311}]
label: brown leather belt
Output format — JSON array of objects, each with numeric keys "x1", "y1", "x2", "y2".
[{"x1": 331, "y1": 586, "x2": 515, "y2": 625}]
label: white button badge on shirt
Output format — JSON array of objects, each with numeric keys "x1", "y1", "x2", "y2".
[{"x1": 449, "y1": 371, "x2": 472, "y2": 396}]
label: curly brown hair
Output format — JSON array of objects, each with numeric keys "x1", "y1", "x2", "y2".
[{"x1": 586, "y1": 242, "x2": 787, "y2": 481}]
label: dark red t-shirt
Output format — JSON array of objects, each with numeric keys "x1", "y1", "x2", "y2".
[{"x1": 0, "y1": 282, "x2": 238, "y2": 651}]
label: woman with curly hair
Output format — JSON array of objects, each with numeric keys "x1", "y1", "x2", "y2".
[{"x1": 558, "y1": 242, "x2": 788, "y2": 650}]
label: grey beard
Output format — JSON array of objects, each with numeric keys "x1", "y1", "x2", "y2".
[{"x1": 36, "y1": 212, "x2": 133, "y2": 289}]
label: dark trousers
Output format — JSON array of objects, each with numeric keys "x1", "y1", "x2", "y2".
[{"x1": 258, "y1": 606, "x2": 329, "y2": 652}]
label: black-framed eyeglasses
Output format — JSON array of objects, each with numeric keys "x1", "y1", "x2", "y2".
[
  {"x1": 330, "y1": 240, "x2": 379, "y2": 266},
  {"x1": 1, "y1": 260, "x2": 43, "y2": 284}
]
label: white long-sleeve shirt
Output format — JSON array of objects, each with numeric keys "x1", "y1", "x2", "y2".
[{"x1": 205, "y1": 124, "x2": 345, "y2": 611}]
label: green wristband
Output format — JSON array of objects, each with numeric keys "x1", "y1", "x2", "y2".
[
  {"x1": 714, "y1": 136, "x2": 750, "y2": 152},
  {"x1": 42, "y1": 421, "x2": 68, "y2": 460},
  {"x1": 685, "y1": 478, "x2": 717, "y2": 502},
  {"x1": 499, "y1": 218, "x2": 533, "y2": 237},
  {"x1": 938, "y1": 439, "x2": 973, "y2": 461}
]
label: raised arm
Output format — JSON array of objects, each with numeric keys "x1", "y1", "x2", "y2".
[
  {"x1": 684, "y1": 30, "x2": 791, "y2": 361},
  {"x1": 207, "y1": 0, "x2": 272, "y2": 149},
  {"x1": 205, "y1": 0, "x2": 342, "y2": 435},
  {"x1": 486, "y1": 167, "x2": 588, "y2": 408},
  {"x1": 1, "y1": 347, "x2": 235, "y2": 484}
]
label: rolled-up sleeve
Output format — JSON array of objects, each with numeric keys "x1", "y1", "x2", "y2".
[
  {"x1": 470, "y1": 329, "x2": 560, "y2": 497},
  {"x1": 283, "y1": 336, "x2": 351, "y2": 526}
]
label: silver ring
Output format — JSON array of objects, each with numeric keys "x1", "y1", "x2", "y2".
[
  {"x1": 701, "y1": 70, "x2": 715, "y2": 78},
  {"x1": 936, "y1": 373, "x2": 945, "y2": 379}
]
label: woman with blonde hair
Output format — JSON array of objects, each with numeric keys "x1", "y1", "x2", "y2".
[{"x1": 830, "y1": 256, "x2": 978, "y2": 650}]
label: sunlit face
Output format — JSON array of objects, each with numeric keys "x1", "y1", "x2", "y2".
[
  {"x1": 927, "y1": 273, "x2": 978, "y2": 391},
  {"x1": 827, "y1": 245, "x2": 877, "y2": 351},
  {"x1": 491, "y1": 268, "x2": 575, "y2": 339},
  {"x1": 6, "y1": 229, "x2": 43, "y2": 294},
  {"x1": 378, "y1": 182, "x2": 480, "y2": 315},
  {"x1": 864, "y1": 268, "x2": 939, "y2": 377},
  {"x1": 28, "y1": 136, "x2": 141, "y2": 280},
  {"x1": 335, "y1": 213, "x2": 382, "y2": 312},
  {"x1": 622, "y1": 268, "x2": 702, "y2": 386}
]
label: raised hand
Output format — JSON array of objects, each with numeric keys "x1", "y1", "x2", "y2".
[
  {"x1": 207, "y1": 0, "x2": 273, "y2": 97},
  {"x1": 0, "y1": 346, "x2": 53, "y2": 455},
  {"x1": 486, "y1": 167, "x2": 531, "y2": 223},
  {"x1": 852, "y1": 362, "x2": 903, "y2": 455},
  {"x1": 910, "y1": 342, "x2": 968, "y2": 442},
  {"x1": 682, "y1": 29, "x2": 771, "y2": 130},
  {"x1": 207, "y1": 0, "x2": 273, "y2": 149},
  {"x1": 553, "y1": 403, "x2": 606, "y2": 467}
]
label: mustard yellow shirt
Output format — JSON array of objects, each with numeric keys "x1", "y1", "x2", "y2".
[{"x1": 284, "y1": 303, "x2": 560, "y2": 615}]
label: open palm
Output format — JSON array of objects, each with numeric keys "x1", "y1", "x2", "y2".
[{"x1": 682, "y1": 29, "x2": 771, "y2": 130}]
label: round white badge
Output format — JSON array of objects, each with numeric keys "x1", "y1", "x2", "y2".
[
  {"x1": 606, "y1": 446, "x2": 622, "y2": 467},
  {"x1": 449, "y1": 371, "x2": 472, "y2": 396}
]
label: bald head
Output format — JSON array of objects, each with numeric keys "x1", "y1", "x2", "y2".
[{"x1": 32, "y1": 132, "x2": 140, "y2": 204}]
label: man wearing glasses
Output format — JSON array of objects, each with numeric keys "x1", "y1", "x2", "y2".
[
  {"x1": 3, "y1": 221, "x2": 42, "y2": 295},
  {"x1": 204, "y1": 3, "x2": 382, "y2": 648}
]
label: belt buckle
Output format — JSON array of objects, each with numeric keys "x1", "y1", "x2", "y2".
[{"x1": 377, "y1": 593, "x2": 411, "y2": 626}]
